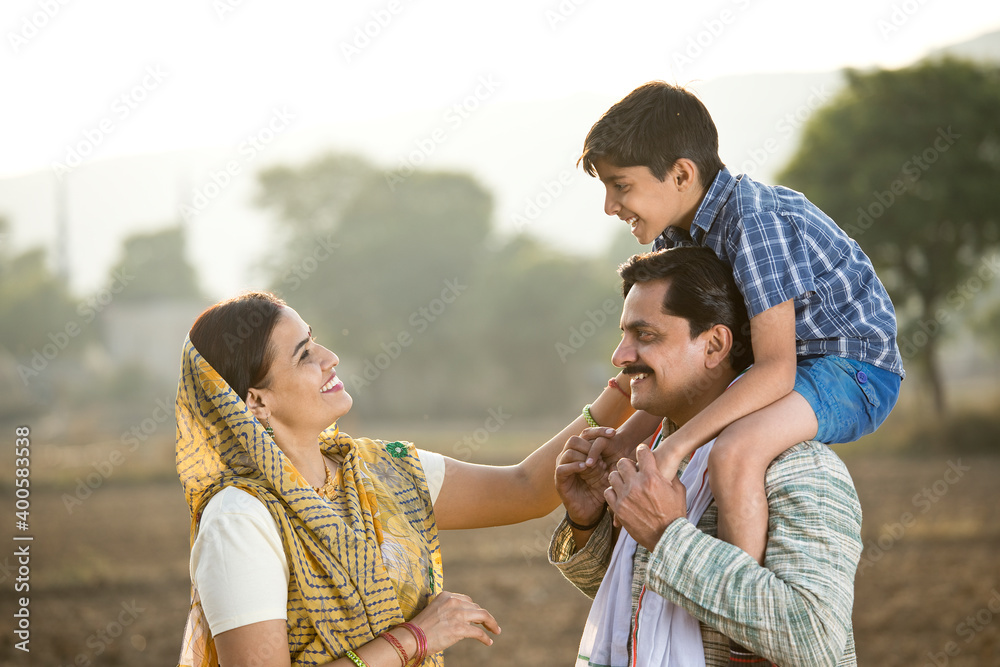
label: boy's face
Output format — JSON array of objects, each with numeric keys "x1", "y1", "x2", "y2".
[{"x1": 593, "y1": 158, "x2": 700, "y2": 245}]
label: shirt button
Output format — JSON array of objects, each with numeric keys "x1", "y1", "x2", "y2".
[{"x1": 856, "y1": 370, "x2": 868, "y2": 384}]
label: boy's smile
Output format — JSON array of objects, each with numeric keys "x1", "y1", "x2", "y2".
[{"x1": 593, "y1": 158, "x2": 705, "y2": 245}]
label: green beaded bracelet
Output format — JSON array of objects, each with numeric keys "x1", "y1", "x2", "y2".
[
  {"x1": 344, "y1": 649, "x2": 368, "y2": 667},
  {"x1": 583, "y1": 403, "x2": 600, "y2": 428}
]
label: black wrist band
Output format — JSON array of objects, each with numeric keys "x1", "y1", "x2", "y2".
[{"x1": 566, "y1": 505, "x2": 607, "y2": 531}]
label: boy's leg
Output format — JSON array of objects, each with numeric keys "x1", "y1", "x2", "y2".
[
  {"x1": 711, "y1": 392, "x2": 817, "y2": 666},
  {"x1": 708, "y1": 391, "x2": 818, "y2": 565}
]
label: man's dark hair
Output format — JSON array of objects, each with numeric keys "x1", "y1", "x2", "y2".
[
  {"x1": 189, "y1": 291, "x2": 287, "y2": 400},
  {"x1": 619, "y1": 247, "x2": 753, "y2": 372},
  {"x1": 580, "y1": 81, "x2": 724, "y2": 188}
]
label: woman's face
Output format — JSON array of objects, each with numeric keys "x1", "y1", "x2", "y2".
[{"x1": 248, "y1": 307, "x2": 352, "y2": 440}]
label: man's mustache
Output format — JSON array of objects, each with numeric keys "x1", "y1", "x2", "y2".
[{"x1": 622, "y1": 365, "x2": 654, "y2": 376}]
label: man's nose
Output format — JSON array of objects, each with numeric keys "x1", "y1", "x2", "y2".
[{"x1": 611, "y1": 336, "x2": 634, "y2": 368}]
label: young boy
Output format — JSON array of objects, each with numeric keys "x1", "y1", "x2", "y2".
[{"x1": 581, "y1": 81, "x2": 902, "y2": 656}]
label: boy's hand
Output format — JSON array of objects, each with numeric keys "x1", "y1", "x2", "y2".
[{"x1": 650, "y1": 433, "x2": 687, "y2": 481}]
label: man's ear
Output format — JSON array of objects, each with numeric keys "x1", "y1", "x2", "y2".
[
  {"x1": 670, "y1": 158, "x2": 701, "y2": 193},
  {"x1": 703, "y1": 324, "x2": 733, "y2": 371}
]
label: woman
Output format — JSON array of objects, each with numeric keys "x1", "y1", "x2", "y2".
[{"x1": 176, "y1": 291, "x2": 634, "y2": 666}]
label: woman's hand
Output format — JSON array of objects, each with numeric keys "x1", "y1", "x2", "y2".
[{"x1": 411, "y1": 590, "x2": 500, "y2": 654}]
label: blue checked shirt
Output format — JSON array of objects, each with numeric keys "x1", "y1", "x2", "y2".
[{"x1": 655, "y1": 168, "x2": 904, "y2": 377}]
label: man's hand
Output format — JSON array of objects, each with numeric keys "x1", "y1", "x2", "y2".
[
  {"x1": 605, "y1": 444, "x2": 687, "y2": 551},
  {"x1": 555, "y1": 430, "x2": 613, "y2": 528}
]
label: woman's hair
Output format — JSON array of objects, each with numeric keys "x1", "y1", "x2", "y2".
[
  {"x1": 619, "y1": 247, "x2": 753, "y2": 373},
  {"x1": 580, "y1": 81, "x2": 725, "y2": 188},
  {"x1": 188, "y1": 291, "x2": 287, "y2": 400}
]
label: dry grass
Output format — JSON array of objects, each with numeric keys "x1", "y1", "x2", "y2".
[{"x1": 3, "y1": 418, "x2": 999, "y2": 665}]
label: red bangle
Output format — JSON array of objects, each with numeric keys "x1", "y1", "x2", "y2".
[
  {"x1": 609, "y1": 377, "x2": 629, "y2": 398},
  {"x1": 379, "y1": 631, "x2": 408, "y2": 667},
  {"x1": 398, "y1": 622, "x2": 427, "y2": 665}
]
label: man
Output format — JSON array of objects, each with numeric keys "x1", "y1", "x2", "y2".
[{"x1": 550, "y1": 246, "x2": 863, "y2": 666}]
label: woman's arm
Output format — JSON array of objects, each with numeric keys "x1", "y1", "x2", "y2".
[
  {"x1": 215, "y1": 591, "x2": 500, "y2": 667},
  {"x1": 215, "y1": 618, "x2": 413, "y2": 667},
  {"x1": 432, "y1": 375, "x2": 635, "y2": 530}
]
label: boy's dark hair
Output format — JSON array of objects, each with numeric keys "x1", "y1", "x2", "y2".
[
  {"x1": 580, "y1": 81, "x2": 725, "y2": 188},
  {"x1": 619, "y1": 247, "x2": 753, "y2": 372}
]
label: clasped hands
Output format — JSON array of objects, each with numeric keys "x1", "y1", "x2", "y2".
[{"x1": 555, "y1": 426, "x2": 689, "y2": 552}]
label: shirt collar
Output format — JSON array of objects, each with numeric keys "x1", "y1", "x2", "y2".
[
  {"x1": 689, "y1": 167, "x2": 739, "y2": 239},
  {"x1": 652, "y1": 167, "x2": 739, "y2": 250}
]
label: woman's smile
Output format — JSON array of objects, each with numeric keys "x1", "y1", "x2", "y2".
[{"x1": 320, "y1": 373, "x2": 343, "y2": 393}]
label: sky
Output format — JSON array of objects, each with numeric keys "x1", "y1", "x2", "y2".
[
  {"x1": 2, "y1": 0, "x2": 999, "y2": 294},
  {"x1": 4, "y1": 0, "x2": 999, "y2": 177}
]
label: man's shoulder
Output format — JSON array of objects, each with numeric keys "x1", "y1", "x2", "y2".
[{"x1": 765, "y1": 440, "x2": 858, "y2": 497}]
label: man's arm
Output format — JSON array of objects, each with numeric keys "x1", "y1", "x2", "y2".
[
  {"x1": 548, "y1": 512, "x2": 616, "y2": 600},
  {"x1": 645, "y1": 443, "x2": 863, "y2": 667}
]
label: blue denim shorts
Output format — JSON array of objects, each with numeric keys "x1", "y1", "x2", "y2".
[{"x1": 793, "y1": 355, "x2": 901, "y2": 445}]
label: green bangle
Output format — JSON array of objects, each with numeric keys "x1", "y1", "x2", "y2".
[
  {"x1": 344, "y1": 649, "x2": 369, "y2": 667},
  {"x1": 583, "y1": 403, "x2": 600, "y2": 428}
]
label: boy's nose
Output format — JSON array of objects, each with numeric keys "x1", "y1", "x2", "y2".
[{"x1": 604, "y1": 190, "x2": 619, "y2": 217}]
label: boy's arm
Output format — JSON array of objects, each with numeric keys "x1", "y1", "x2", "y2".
[{"x1": 653, "y1": 298, "x2": 798, "y2": 472}]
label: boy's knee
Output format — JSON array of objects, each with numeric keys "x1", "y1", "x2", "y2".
[
  {"x1": 707, "y1": 428, "x2": 770, "y2": 482},
  {"x1": 707, "y1": 437, "x2": 743, "y2": 480}
]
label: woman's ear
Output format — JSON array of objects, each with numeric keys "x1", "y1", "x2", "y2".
[
  {"x1": 703, "y1": 324, "x2": 733, "y2": 371},
  {"x1": 245, "y1": 387, "x2": 269, "y2": 418}
]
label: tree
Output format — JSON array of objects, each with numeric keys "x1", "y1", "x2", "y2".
[
  {"x1": 255, "y1": 153, "x2": 627, "y2": 420},
  {"x1": 109, "y1": 224, "x2": 202, "y2": 302},
  {"x1": 0, "y1": 217, "x2": 82, "y2": 359},
  {"x1": 778, "y1": 58, "x2": 1000, "y2": 414},
  {"x1": 257, "y1": 154, "x2": 496, "y2": 418}
]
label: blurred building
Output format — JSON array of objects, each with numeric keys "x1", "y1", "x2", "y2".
[{"x1": 101, "y1": 298, "x2": 208, "y2": 387}]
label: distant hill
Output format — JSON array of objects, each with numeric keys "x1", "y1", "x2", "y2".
[
  {"x1": 1, "y1": 29, "x2": 997, "y2": 299},
  {"x1": 928, "y1": 27, "x2": 1000, "y2": 61}
]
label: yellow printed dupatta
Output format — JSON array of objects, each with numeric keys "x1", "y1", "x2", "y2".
[{"x1": 175, "y1": 337, "x2": 443, "y2": 666}]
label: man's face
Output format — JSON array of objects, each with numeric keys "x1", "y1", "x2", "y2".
[
  {"x1": 593, "y1": 158, "x2": 696, "y2": 245},
  {"x1": 612, "y1": 278, "x2": 714, "y2": 424}
]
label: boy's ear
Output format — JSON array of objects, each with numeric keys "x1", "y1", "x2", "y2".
[
  {"x1": 671, "y1": 158, "x2": 700, "y2": 192},
  {"x1": 703, "y1": 324, "x2": 733, "y2": 370}
]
